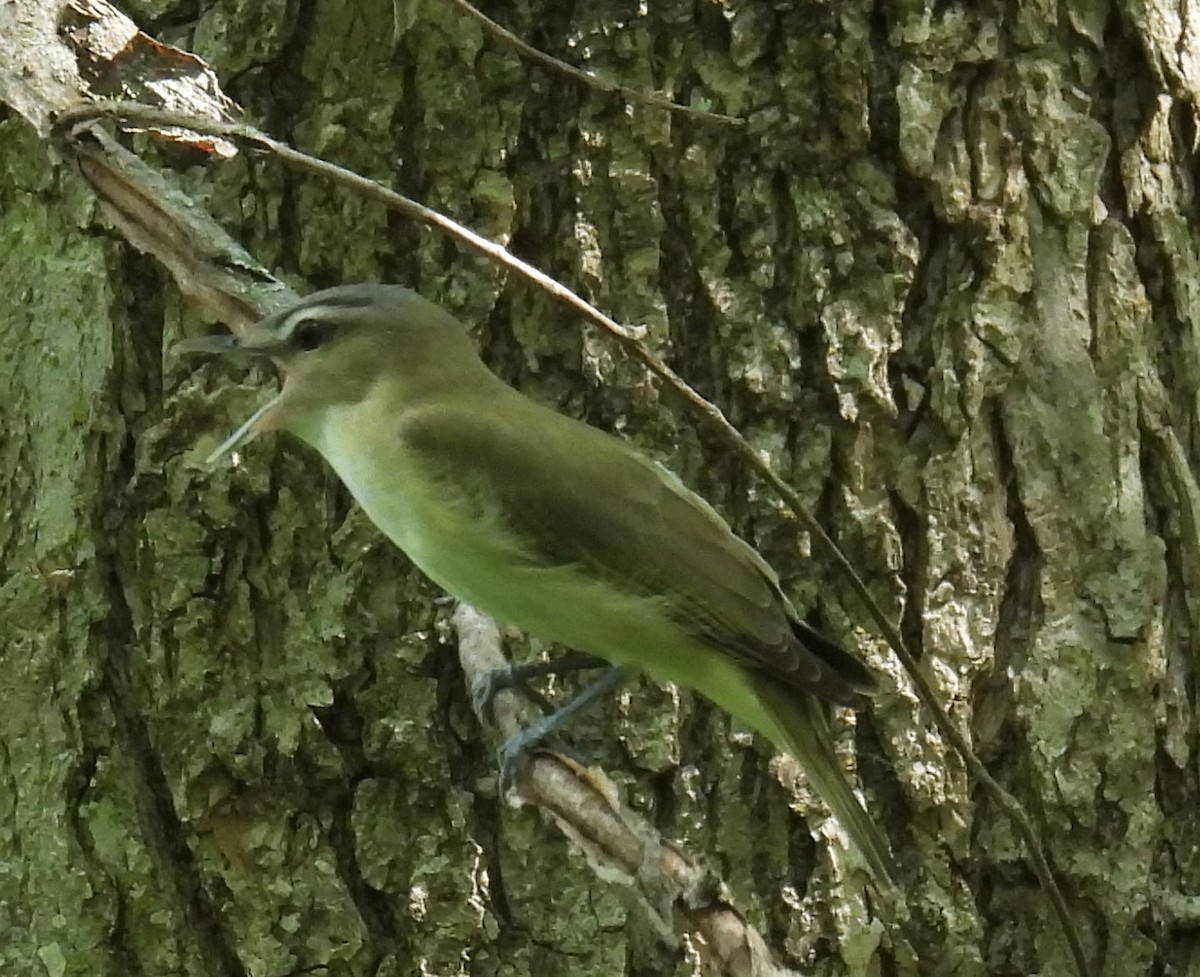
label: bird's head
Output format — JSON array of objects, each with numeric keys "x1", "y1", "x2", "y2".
[{"x1": 176, "y1": 284, "x2": 478, "y2": 460}]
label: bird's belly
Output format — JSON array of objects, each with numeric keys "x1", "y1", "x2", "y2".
[
  {"x1": 314, "y1": 427, "x2": 681, "y2": 664},
  {"x1": 396, "y1": 503, "x2": 680, "y2": 667}
]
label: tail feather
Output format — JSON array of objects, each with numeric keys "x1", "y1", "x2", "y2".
[{"x1": 751, "y1": 676, "x2": 897, "y2": 888}]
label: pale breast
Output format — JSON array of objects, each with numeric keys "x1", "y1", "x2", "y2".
[{"x1": 312, "y1": 406, "x2": 438, "y2": 560}]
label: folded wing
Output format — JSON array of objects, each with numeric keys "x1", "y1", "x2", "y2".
[{"x1": 401, "y1": 398, "x2": 874, "y2": 705}]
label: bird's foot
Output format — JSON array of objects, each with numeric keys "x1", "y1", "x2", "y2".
[
  {"x1": 491, "y1": 667, "x2": 627, "y2": 790},
  {"x1": 471, "y1": 652, "x2": 610, "y2": 723},
  {"x1": 471, "y1": 666, "x2": 554, "y2": 722},
  {"x1": 496, "y1": 721, "x2": 594, "y2": 790}
]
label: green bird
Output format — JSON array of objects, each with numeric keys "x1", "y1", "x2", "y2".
[{"x1": 178, "y1": 284, "x2": 896, "y2": 885}]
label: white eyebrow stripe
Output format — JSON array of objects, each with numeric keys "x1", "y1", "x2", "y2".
[{"x1": 275, "y1": 301, "x2": 364, "y2": 342}]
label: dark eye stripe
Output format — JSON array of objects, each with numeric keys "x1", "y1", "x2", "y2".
[{"x1": 274, "y1": 291, "x2": 376, "y2": 346}]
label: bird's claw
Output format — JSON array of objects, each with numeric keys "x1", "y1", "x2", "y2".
[
  {"x1": 472, "y1": 665, "x2": 557, "y2": 722},
  {"x1": 495, "y1": 720, "x2": 594, "y2": 791},
  {"x1": 471, "y1": 666, "x2": 511, "y2": 722},
  {"x1": 477, "y1": 664, "x2": 624, "y2": 789}
]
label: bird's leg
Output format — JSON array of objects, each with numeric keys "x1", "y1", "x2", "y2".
[
  {"x1": 496, "y1": 666, "x2": 628, "y2": 789},
  {"x1": 471, "y1": 650, "x2": 610, "y2": 720}
]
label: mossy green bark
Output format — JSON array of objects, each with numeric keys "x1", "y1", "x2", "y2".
[{"x1": 3, "y1": 1, "x2": 1200, "y2": 975}]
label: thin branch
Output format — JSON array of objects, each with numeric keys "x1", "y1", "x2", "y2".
[
  {"x1": 445, "y1": 0, "x2": 744, "y2": 127},
  {"x1": 54, "y1": 101, "x2": 645, "y2": 342},
  {"x1": 52, "y1": 100, "x2": 1089, "y2": 977},
  {"x1": 452, "y1": 604, "x2": 809, "y2": 977}
]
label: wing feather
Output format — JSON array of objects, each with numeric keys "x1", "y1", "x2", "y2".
[{"x1": 401, "y1": 397, "x2": 873, "y2": 703}]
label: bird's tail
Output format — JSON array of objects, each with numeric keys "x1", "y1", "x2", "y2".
[{"x1": 751, "y1": 676, "x2": 897, "y2": 888}]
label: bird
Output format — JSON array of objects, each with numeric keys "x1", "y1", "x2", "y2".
[{"x1": 177, "y1": 284, "x2": 896, "y2": 885}]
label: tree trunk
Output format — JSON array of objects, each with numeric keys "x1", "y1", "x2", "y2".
[{"x1": 1, "y1": 2, "x2": 1195, "y2": 975}]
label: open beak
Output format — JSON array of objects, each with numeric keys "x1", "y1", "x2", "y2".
[
  {"x1": 174, "y1": 332, "x2": 284, "y2": 465},
  {"x1": 173, "y1": 333, "x2": 241, "y2": 356},
  {"x1": 174, "y1": 331, "x2": 283, "y2": 361}
]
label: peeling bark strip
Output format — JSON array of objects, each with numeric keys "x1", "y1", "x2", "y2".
[{"x1": 70, "y1": 130, "x2": 286, "y2": 325}]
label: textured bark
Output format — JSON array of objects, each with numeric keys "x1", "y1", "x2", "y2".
[{"x1": 2, "y1": 1, "x2": 1199, "y2": 975}]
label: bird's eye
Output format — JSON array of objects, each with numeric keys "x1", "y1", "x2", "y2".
[{"x1": 292, "y1": 319, "x2": 326, "y2": 352}]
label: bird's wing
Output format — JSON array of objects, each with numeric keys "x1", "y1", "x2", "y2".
[{"x1": 400, "y1": 397, "x2": 873, "y2": 703}]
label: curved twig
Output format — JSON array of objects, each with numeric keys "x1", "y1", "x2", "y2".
[{"x1": 445, "y1": 0, "x2": 744, "y2": 127}]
